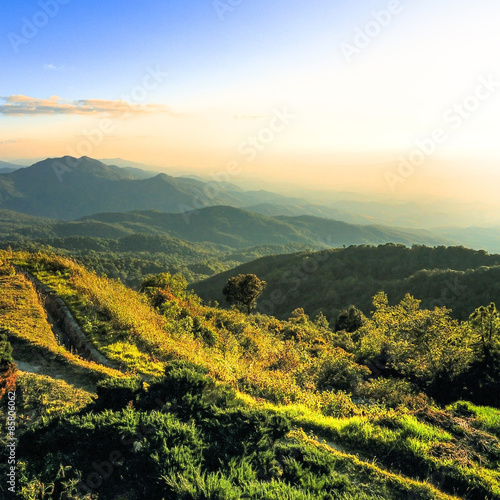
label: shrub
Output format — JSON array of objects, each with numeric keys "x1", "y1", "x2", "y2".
[
  {"x1": 138, "y1": 360, "x2": 238, "y2": 418},
  {"x1": 319, "y1": 391, "x2": 359, "y2": 418},
  {"x1": 316, "y1": 348, "x2": 370, "y2": 393},
  {"x1": 360, "y1": 378, "x2": 428, "y2": 409},
  {"x1": 95, "y1": 376, "x2": 142, "y2": 411}
]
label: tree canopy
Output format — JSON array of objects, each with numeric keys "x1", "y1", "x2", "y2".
[{"x1": 223, "y1": 274, "x2": 267, "y2": 314}]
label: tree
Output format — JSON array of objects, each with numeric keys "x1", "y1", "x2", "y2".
[
  {"x1": 223, "y1": 274, "x2": 267, "y2": 314},
  {"x1": 469, "y1": 302, "x2": 500, "y2": 366},
  {"x1": 140, "y1": 272, "x2": 188, "y2": 308},
  {"x1": 357, "y1": 293, "x2": 472, "y2": 392},
  {"x1": 335, "y1": 305, "x2": 364, "y2": 333}
]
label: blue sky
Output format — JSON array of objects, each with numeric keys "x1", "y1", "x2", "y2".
[
  {"x1": 1, "y1": 0, "x2": 500, "y2": 203},
  {"x1": 1, "y1": 1, "x2": 352, "y2": 100}
]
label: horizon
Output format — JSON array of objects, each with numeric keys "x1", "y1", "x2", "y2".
[
  {"x1": 2, "y1": 154, "x2": 500, "y2": 212},
  {"x1": 1, "y1": 0, "x2": 500, "y2": 206}
]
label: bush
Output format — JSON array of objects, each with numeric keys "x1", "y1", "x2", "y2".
[
  {"x1": 138, "y1": 360, "x2": 238, "y2": 418},
  {"x1": 95, "y1": 376, "x2": 142, "y2": 411},
  {"x1": 319, "y1": 391, "x2": 359, "y2": 418},
  {"x1": 316, "y1": 348, "x2": 370, "y2": 393},
  {"x1": 360, "y1": 378, "x2": 428, "y2": 409},
  {"x1": 335, "y1": 305, "x2": 365, "y2": 333}
]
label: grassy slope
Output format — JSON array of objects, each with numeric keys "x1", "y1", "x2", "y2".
[
  {"x1": 0, "y1": 261, "x2": 121, "y2": 391},
  {"x1": 1, "y1": 251, "x2": 500, "y2": 499}
]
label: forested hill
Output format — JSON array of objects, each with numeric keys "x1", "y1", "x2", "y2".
[
  {"x1": 193, "y1": 244, "x2": 500, "y2": 322},
  {"x1": 0, "y1": 205, "x2": 449, "y2": 249}
]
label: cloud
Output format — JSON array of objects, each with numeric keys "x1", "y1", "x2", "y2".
[
  {"x1": 43, "y1": 64, "x2": 57, "y2": 70},
  {"x1": 0, "y1": 95, "x2": 176, "y2": 117}
]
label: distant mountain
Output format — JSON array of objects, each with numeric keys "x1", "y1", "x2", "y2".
[
  {"x1": 326, "y1": 199, "x2": 500, "y2": 228},
  {"x1": 0, "y1": 160, "x2": 20, "y2": 174},
  {"x1": 2, "y1": 158, "x2": 45, "y2": 166},
  {"x1": 244, "y1": 203, "x2": 372, "y2": 224},
  {"x1": 436, "y1": 226, "x2": 500, "y2": 254},
  {"x1": 1, "y1": 156, "x2": 498, "y2": 252},
  {"x1": 0, "y1": 157, "x2": 243, "y2": 219},
  {"x1": 0, "y1": 156, "x2": 327, "y2": 220},
  {"x1": 75, "y1": 206, "x2": 450, "y2": 249},
  {"x1": 98, "y1": 158, "x2": 159, "y2": 179},
  {"x1": 193, "y1": 244, "x2": 500, "y2": 322}
]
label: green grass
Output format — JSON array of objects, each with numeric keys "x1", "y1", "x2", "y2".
[
  {"x1": 448, "y1": 401, "x2": 500, "y2": 437},
  {"x1": 3, "y1": 372, "x2": 94, "y2": 430},
  {"x1": 0, "y1": 259, "x2": 123, "y2": 391},
  {"x1": 3, "y1": 250, "x2": 500, "y2": 499}
]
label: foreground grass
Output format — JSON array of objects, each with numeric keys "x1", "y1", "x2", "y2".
[
  {"x1": 247, "y1": 400, "x2": 500, "y2": 500},
  {"x1": 0, "y1": 371, "x2": 95, "y2": 433},
  {"x1": 0, "y1": 261, "x2": 122, "y2": 391},
  {"x1": 2, "y1": 250, "x2": 500, "y2": 499}
]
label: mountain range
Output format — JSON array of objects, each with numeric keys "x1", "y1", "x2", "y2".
[
  {"x1": 0, "y1": 157, "x2": 308, "y2": 220},
  {"x1": 1, "y1": 156, "x2": 500, "y2": 252},
  {"x1": 0, "y1": 160, "x2": 20, "y2": 174},
  {"x1": 0, "y1": 205, "x2": 448, "y2": 249}
]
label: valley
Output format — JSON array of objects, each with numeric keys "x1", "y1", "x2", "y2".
[{"x1": 1, "y1": 157, "x2": 500, "y2": 499}]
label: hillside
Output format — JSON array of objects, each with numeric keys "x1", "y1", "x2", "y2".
[
  {"x1": 1, "y1": 251, "x2": 500, "y2": 498},
  {"x1": 193, "y1": 244, "x2": 500, "y2": 322},
  {"x1": 0, "y1": 157, "x2": 313, "y2": 220},
  {"x1": 0, "y1": 163, "x2": 19, "y2": 175},
  {"x1": 3, "y1": 156, "x2": 500, "y2": 253},
  {"x1": 2, "y1": 234, "x2": 316, "y2": 286},
  {"x1": 78, "y1": 206, "x2": 452, "y2": 248},
  {"x1": 245, "y1": 202, "x2": 372, "y2": 224},
  {"x1": 0, "y1": 205, "x2": 460, "y2": 287},
  {"x1": 0, "y1": 205, "x2": 452, "y2": 248}
]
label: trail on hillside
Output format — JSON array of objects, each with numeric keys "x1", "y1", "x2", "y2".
[{"x1": 1, "y1": 269, "x2": 121, "y2": 391}]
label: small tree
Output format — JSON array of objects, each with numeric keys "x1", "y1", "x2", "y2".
[
  {"x1": 335, "y1": 305, "x2": 364, "y2": 333},
  {"x1": 140, "y1": 272, "x2": 188, "y2": 308},
  {"x1": 223, "y1": 274, "x2": 267, "y2": 314},
  {"x1": 469, "y1": 302, "x2": 500, "y2": 366}
]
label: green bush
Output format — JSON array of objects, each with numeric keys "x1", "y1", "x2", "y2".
[
  {"x1": 137, "y1": 360, "x2": 238, "y2": 418},
  {"x1": 360, "y1": 378, "x2": 428, "y2": 409},
  {"x1": 95, "y1": 376, "x2": 142, "y2": 411},
  {"x1": 316, "y1": 348, "x2": 370, "y2": 393}
]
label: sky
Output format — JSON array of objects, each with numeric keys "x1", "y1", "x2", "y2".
[{"x1": 0, "y1": 0, "x2": 499, "y2": 204}]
